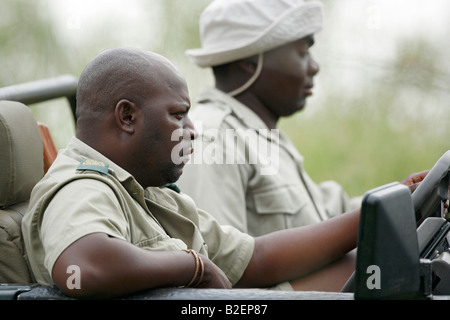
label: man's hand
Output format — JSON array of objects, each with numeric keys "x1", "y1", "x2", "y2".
[
  {"x1": 401, "y1": 170, "x2": 429, "y2": 193},
  {"x1": 445, "y1": 185, "x2": 450, "y2": 217},
  {"x1": 196, "y1": 254, "x2": 232, "y2": 289}
]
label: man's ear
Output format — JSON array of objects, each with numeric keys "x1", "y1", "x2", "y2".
[{"x1": 114, "y1": 99, "x2": 138, "y2": 134}]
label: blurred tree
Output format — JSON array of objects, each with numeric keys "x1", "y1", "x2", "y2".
[
  {"x1": 281, "y1": 32, "x2": 450, "y2": 197},
  {"x1": 0, "y1": 0, "x2": 78, "y2": 148},
  {"x1": 145, "y1": 0, "x2": 210, "y2": 58},
  {"x1": 387, "y1": 37, "x2": 447, "y2": 94},
  {"x1": 142, "y1": 0, "x2": 213, "y2": 105},
  {"x1": 1, "y1": 0, "x2": 448, "y2": 192},
  {"x1": 0, "y1": 0, "x2": 71, "y2": 86}
]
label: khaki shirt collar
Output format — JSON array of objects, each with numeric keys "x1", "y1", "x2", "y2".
[
  {"x1": 198, "y1": 87, "x2": 269, "y2": 131},
  {"x1": 67, "y1": 137, "x2": 132, "y2": 182}
]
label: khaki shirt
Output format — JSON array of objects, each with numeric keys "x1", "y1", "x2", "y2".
[
  {"x1": 22, "y1": 137, "x2": 254, "y2": 287},
  {"x1": 177, "y1": 87, "x2": 361, "y2": 236}
]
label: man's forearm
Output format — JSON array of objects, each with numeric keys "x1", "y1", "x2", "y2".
[
  {"x1": 51, "y1": 233, "x2": 201, "y2": 299},
  {"x1": 236, "y1": 209, "x2": 360, "y2": 288}
]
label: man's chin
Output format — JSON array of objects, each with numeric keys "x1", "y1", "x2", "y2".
[
  {"x1": 283, "y1": 103, "x2": 306, "y2": 117},
  {"x1": 168, "y1": 164, "x2": 185, "y2": 183}
]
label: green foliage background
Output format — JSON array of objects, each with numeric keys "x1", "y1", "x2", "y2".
[{"x1": 1, "y1": 0, "x2": 449, "y2": 197}]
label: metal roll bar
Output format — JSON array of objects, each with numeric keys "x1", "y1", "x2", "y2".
[{"x1": 0, "y1": 75, "x2": 77, "y2": 122}]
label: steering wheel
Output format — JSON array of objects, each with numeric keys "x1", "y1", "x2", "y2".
[
  {"x1": 341, "y1": 151, "x2": 450, "y2": 294},
  {"x1": 412, "y1": 150, "x2": 450, "y2": 226}
]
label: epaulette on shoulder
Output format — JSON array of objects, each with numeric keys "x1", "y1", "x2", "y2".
[
  {"x1": 159, "y1": 183, "x2": 180, "y2": 193},
  {"x1": 76, "y1": 157, "x2": 109, "y2": 175}
]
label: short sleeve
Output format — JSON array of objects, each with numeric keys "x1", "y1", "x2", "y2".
[
  {"x1": 197, "y1": 208, "x2": 255, "y2": 286},
  {"x1": 40, "y1": 178, "x2": 129, "y2": 274}
]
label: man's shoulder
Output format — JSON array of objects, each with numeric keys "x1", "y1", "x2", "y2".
[
  {"x1": 190, "y1": 101, "x2": 232, "y2": 129},
  {"x1": 30, "y1": 146, "x2": 122, "y2": 206}
]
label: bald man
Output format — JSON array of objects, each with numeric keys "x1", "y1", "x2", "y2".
[{"x1": 22, "y1": 48, "x2": 427, "y2": 299}]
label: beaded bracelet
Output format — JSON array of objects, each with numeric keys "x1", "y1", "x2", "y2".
[{"x1": 184, "y1": 249, "x2": 204, "y2": 288}]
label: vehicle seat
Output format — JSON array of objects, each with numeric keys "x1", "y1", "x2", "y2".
[{"x1": 0, "y1": 100, "x2": 44, "y2": 283}]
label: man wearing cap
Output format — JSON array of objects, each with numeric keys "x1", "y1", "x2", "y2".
[{"x1": 177, "y1": 0, "x2": 361, "y2": 236}]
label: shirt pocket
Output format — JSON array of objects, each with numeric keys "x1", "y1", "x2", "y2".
[{"x1": 253, "y1": 185, "x2": 306, "y2": 215}]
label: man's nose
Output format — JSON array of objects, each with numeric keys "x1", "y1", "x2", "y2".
[{"x1": 309, "y1": 56, "x2": 319, "y2": 75}]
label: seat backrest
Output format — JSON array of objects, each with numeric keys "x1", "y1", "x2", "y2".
[{"x1": 0, "y1": 100, "x2": 44, "y2": 283}]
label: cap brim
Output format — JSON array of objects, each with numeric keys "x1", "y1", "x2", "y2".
[{"x1": 186, "y1": 2, "x2": 322, "y2": 67}]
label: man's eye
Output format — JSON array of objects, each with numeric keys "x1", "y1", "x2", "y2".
[
  {"x1": 299, "y1": 51, "x2": 310, "y2": 58},
  {"x1": 174, "y1": 111, "x2": 186, "y2": 118}
]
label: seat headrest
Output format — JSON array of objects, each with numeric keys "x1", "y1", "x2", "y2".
[{"x1": 0, "y1": 101, "x2": 44, "y2": 208}]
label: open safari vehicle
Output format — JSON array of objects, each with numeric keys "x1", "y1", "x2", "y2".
[{"x1": 1, "y1": 76, "x2": 450, "y2": 301}]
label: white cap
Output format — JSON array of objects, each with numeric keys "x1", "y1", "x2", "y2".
[{"x1": 186, "y1": 0, "x2": 323, "y2": 67}]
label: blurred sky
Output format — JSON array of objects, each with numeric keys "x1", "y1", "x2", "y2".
[
  {"x1": 46, "y1": 0, "x2": 450, "y2": 99},
  {"x1": 49, "y1": 0, "x2": 162, "y2": 48},
  {"x1": 315, "y1": 0, "x2": 450, "y2": 93},
  {"x1": 47, "y1": 0, "x2": 214, "y2": 102}
]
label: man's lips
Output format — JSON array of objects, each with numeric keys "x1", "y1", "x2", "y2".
[
  {"x1": 304, "y1": 85, "x2": 314, "y2": 96},
  {"x1": 178, "y1": 145, "x2": 194, "y2": 164},
  {"x1": 180, "y1": 146, "x2": 194, "y2": 157}
]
